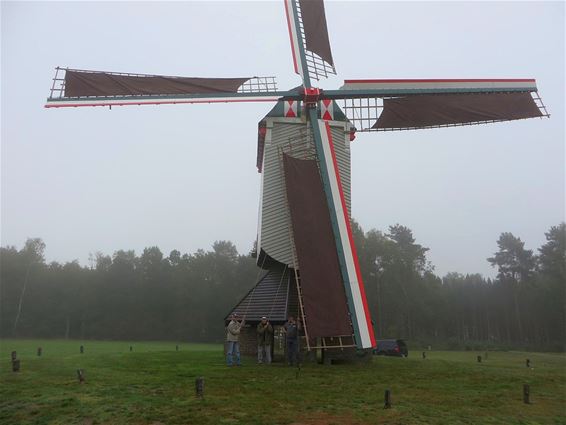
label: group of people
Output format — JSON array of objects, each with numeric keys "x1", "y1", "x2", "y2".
[{"x1": 225, "y1": 313, "x2": 302, "y2": 367}]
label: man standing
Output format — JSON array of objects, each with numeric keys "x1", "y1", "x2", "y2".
[
  {"x1": 283, "y1": 315, "x2": 301, "y2": 366},
  {"x1": 256, "y1": 316, "x2": 273, "y2": 364},
  {"x1": 226, "y1": 313, "x2": 245, "y2": 366}
]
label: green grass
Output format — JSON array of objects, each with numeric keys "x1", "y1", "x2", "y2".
[{"x1": 1, "y1": 340, "x2": 565, "y2": 424}]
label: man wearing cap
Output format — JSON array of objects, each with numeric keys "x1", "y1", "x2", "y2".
[
  {"x1": 226, "y1": 313, "x2": 245, "y2": 366},
  {"x1": 256, "y1": 316, "x2": 273, "y2": 364}
]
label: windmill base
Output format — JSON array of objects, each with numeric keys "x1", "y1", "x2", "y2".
[{"x1": 320, "y1": 347, "x2": 372, "y2": 366}]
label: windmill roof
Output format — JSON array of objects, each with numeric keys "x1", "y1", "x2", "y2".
[{"x1": 225, "y1": 266, "x2": 297, "y2": 324}]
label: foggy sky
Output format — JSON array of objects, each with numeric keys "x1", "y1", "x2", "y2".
[{"x1": 1, "y1": 1, "x2": 564, "y2": 278}]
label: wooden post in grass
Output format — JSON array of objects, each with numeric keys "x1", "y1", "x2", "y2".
[
  {"x1": 384, "y1": 389, "x2": 391, "y2": 409},
  {"x1": 477, "y1": 355, "x2": 482, "y2": 363},
  {"x1": 176, "y1": 345, "x2": 179, "y2": 352},
  {"x1": 195, "y1": 377, "x2": 205, "y2": 398},
  {"x1": 422, "y1": 351, "x2": 426, "y2": 359},
  {"x1": 523, "y1": 384, "x2": 530, "y2": 404},
  {"x1": 77, "y1": 369, "x2": 85, "y2": 383},
  {"x1": 37, "y1": 347, "x2": 42, "y2": 357},
  {"x1": 12, "y1": 359, "x2": 20, "y2": 372},
  {"x1": 526, "y1": 358, "x2": 531, "y2": 368},
  {"x1": 11, "y1": 351, "x2": 17, "y2": 361},
  {"x1": 80, "y1": 345, "x2": 84, "y2": 354},
  {"x1": 129, "y1": 346, "x2": 133, "y2": 352}
]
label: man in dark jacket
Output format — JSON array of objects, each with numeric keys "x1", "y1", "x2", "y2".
[{"x1": 256, "y1": 316, "x2": 273, "y2": 364}]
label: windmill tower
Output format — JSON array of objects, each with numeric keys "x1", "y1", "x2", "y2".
[{"x1": 45, "y1": 0, "x2": 548, "y2": 353}]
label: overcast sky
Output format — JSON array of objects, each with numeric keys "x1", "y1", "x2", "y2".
[{"x1": 1, "y1": 1, "x2": 564, "y2": 278}]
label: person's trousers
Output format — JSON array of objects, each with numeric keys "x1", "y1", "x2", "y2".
[
  {"x1": 226, "y1": 341, "x2": 240, "y2": 366},
  {"x1": 286, "y1": 339, "x2": 298, "y2": 365},
  {"x1": 257, "y1": 344, "x2": 271, "y2": 364}
]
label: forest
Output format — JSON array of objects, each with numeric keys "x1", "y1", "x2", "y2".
[{"x1": 1, "y1": 222, "x2": 564, "y2": 351}]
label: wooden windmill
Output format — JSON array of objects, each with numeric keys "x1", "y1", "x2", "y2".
[{"x1": 46, "y1": 0, "x2": 548, "y2": 351}]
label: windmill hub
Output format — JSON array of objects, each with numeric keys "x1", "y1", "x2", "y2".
[{"x1": 301, "y1": 87, "x2": 323, "y2": 107}]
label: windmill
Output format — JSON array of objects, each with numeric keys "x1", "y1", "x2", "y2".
[{"x1": 45, "y1": 0, "x2": 548, "y2": 351}]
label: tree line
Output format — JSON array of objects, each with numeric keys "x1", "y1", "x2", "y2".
[
  {"x1": 353, "y1": 223, "x2": 564, "y2": 351},
  {"x1": 1, "y1": 223, "x2": 564, "y2": 351}
]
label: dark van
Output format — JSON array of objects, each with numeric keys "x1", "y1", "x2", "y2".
[{"x1": 373, "y1": 339, "x2": 408, "y2": 357}]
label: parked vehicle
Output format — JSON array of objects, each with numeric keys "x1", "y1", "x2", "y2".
[{"x1": 373, "y1": 339, "x2": 408, "y2": 357}]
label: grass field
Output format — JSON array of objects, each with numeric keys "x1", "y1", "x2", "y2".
[{"x1": 1, "y1": 340, "x2": 564, "y2": 425}]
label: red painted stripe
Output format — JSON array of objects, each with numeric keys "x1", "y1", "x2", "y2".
[
  {"x1": 284, "y1": 0, "x2": 299, "y2": 75},
  {"x1": 324, "y1": 121, "x2": 376, "y2": 347},
  {"x1": 44, "y1": 98, "x2": 280, "y2": 108},
  {"x1": 344, "y1": 78, "x2": 536, "y2": 84}
]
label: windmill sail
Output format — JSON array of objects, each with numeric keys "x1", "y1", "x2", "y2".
[
  {"x1": 374, "y1": 92, "x2": 543, "y2": 130},
  {"x1": 299, "y1": 0, "x2": 334, "y2": 68},
  {"x1": 285, "y1": 0, "x2": 336, "y2": 83},
  {"x1": 283, "y1": 154, "x2": 353, "y2": 338},
  {"x1": 64, "y1": 70, "x2": 250, "y2": 97},
  {"x1": 328, "y1": 78, "x2": 548, "y2": 132},
  {"x1": 46, "y1": 68, "x2": 285, "y2": 108},
  {"x1": 308, "y1": 115, "x2": 376, "y2": 349}
]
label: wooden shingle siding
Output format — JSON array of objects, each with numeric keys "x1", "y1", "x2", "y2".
[{"x1": 258, "y1": 118, "x2": 351, "y2": 266}]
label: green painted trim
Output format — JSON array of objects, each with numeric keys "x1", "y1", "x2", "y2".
[
  {"x1": 330, "y1": 101, "x2": 348, "y2": 122},
  {"x1": 265, "y1": 101, "x2": 285, "y2": 118}
]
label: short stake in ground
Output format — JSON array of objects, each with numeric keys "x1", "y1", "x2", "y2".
[
  {"x1": 37, "y1": 347, "x2": 42, "y2": 357},
  {"x1": 195, "y1": 377, "x2": 205, "y2": 398},
  {"x1": 11, "y1": 351, "x2": 17, "y2": 362},
  {"x1": 77, "y1": 369, "x2": 85, "y2": 384},
  {"x1": 384, "y1": 389, "x2": 391, "y2": 409},
  {"x1": 477, "y1": 355, "x2": 482, "y2": 363},
  {"x1": 523, "y1": 384, "x2": 530, "y2": 404},
  {"x1": 80, "y1": 345, "x2": 84, "y2": 354}
]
